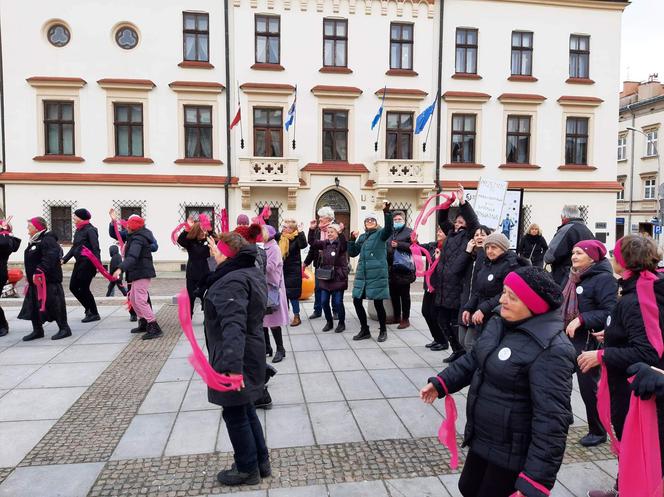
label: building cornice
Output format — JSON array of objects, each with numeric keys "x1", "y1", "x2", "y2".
[
  {"x1": 375, "y1": 88, "x2": 428, "y2": 100},
  {"x1": 26, "y1": 76, "x2": 87, "y2": 89},
  {"x1": 0, "y1": 172, "x2": 237, "y2": 187},
  {"x1": 498, "y1": 93, "x2": 546, "y2": 105},
  {"x1": 302, "y1": 162, "x2": 369, "y2": 173},
  {"x1": 557, "y1": 95, "x2": 604, "y2": 107},
  {"x1": 440, "y1": 179, "x2": 622, "y2": 192},
  {"x1": 232, "y1": 0, "x2": 436, "y2": 19},
  {"x1": 486, "y1": 0, "x2": 628, "y2": 12},
  {"x1": 169, "y1": 81, "x2": 225, "y2": 93},
  {"x1": 311, "y1": 85, "x2": 362, "y2": 98},
  {"x1": 97, "y1": 79, "x2": 156, "y2": 91},
  {"x1": 442, "y1": 91, "x2": 491, "y2": 103},
  {"x1": 240, "y1": 82, "x2": 296, "y2": 95}
]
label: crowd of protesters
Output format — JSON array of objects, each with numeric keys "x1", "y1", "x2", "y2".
[{"x1": 1, "y1": 193, "x2": 663, "y2": 497}]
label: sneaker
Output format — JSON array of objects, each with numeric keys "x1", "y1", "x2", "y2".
[
  {"x1": 217, "y1": 466, "x2": 260, "y2": 486},
  {"x1": 579, "y1": 433, "x2": 607, "y2": 447}
]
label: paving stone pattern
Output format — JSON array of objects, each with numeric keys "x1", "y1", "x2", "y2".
[{"x1": 18, "y1": 306, "x2": 181, "y2": 467}]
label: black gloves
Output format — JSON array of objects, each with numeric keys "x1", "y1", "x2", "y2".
[{"x1": 627, "y1": 362, "x2": 664, "y2": 400}]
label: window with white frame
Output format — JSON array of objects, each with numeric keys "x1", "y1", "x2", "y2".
[
  {"x1": 644, "y1": 177, "x2": 656, "y2": 200},
  {"x1": 646, "y1": 128, "x2": 658, "y2": 157},
  {"x1": 617, "y1": 134, "x2": 627, "y2": 161},
  {"x1": 617, "y1": 179, "x2": 625, "y2": 200}
]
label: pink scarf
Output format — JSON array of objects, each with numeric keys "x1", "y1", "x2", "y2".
[
  {"x1": 33, "y1": 269, "x2": 47, "y2": 312},
  {"x1": 430, "y1": 376, "x2": 459, "y2": 470},
  {"x1": 75, "y1": 220, "x2": 90, "y2": 230},
  {"x1": 595, "y1": 238, "x2": 663, "y2": 496},
  {"x1": 177, "y1": 289, "x2": 244, "y2": 391}
]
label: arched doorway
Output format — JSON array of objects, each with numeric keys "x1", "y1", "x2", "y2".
[{"x1": 316, "y1": 189, "x2": 351, "y2": 239}]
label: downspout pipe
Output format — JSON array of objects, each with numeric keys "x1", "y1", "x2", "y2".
[
  {"x1": 627, "y1": 104, "x2": 635, "y2": 234},
  {"x1": 0, "y1": 17, "x2": 6, "y2": 216},
  {"x1": 434, "y1": 0, "x2": 445, "y2": 203},
  {"x1": 223, "y1": 0, "x2": 232, "y2": 215}
]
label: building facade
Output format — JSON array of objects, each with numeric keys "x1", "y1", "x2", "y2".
[
  {"x1": 617, "y1": 77, "x2": 664, "y2": 240},
  {"x1": 0, "y1": 0, "x2": 627, "y2": 265}
]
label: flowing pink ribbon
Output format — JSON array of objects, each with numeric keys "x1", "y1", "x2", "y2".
[
  {"x1": 198, "y1": 213, "x2": 212, "y2": 233},
  {"x1": 177, "y1": 289, "x2": 244, "y2": 392},
  {"x1": 81, "y1": 246, "x2": 118, "y2": 282},
  {"x1": 431, "y1": 376, "x2": 459, "y2": 470},
  {"x1": 113, "y1": 220, "x2": 125, "y2": 254},
  {"x1": 33, "y1": 269, "x2": 47, "y2": 312},
  {"x1": 597, "y1": 351, "x2": 621, "y2": 456},
  {"x1": 509, "y1": 473, "x2": 551, "y2": 497},
  {"x1": 221, "y1": 209, "x2": 229, "y2": 233},
  {"x1": 171, "y1": 222, "x2": 189, "y2": 245}
]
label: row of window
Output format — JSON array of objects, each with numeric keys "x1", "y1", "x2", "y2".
[
  {"x1": 617, "y1": 129, "x2": 659, "y2": 161},
  {"x1": 42, "y1": 99, "x2": 591, "y2": 166},
  {"x1": 616, "y1": 178, "x2": 657, "y2": 201},
  {"x1": 45, "y1": 14, "x2": 591, "y2": 79}
]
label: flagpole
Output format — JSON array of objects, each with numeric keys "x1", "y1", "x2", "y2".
[
  {"x1": 292, "y1": 85, "x2": 297, "y2": 150},
  {"x1": 374, "y1": 86, "x2": 387, "y2": 152},
  {"x1": 236, "y1": 80, "x2": 244, "y2": 149},
  {"x1": 423, "y1": 91, "x2": 439, "y2": 153}
]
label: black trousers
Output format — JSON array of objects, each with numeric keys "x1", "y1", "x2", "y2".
[
  {"x1": 389, "y1": 280, "x2": 411, "y2": 321},
  {"x1": 422, "y1": 292, "x2": 446, "y2": 344},
  {"x1": 353, "y1": 297, "x2": 386, "y2": 331},
  {"x1": 186, "y1": 278, "x2": 202, "y2": 316},
  {"x1": 572, "y1": 332, "x2": 605, "y2": 436},
  {"x1": 70, "y1": 263, "x2": 98, "y2": 314},
  {"x1": 0, "y1": 276, "x2": 7, "y2": 329},
  {"x1": 459, "y1": 451, "x2": 519, "y2": 497},
  {"x1": 436, "y1": 306, "x2": 463, "y2": 352},
  {"x1": 222, "y1": 403, "x2": 269, "y2": 473}
]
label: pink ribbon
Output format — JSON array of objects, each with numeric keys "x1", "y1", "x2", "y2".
[
  {"x1": 597, "y1": 350, "x2": 621, "y2": 456},
  {"x1": 171, "y1": 222, "x2": 189, "y2": 245},
  {"x1": 431, "y1": 376, "x2": 459, "y2": 470},
  {"x1": 198, "y1": 213, "x2": 212, "y2": 233},
  {"x1": 177, "y1": 289, "x2": 244, "y2": 392},
  {"x1": 33, "y1": 269, "x2": 47, "y2": 312},
  {"x1": 81, "y1": 246, "x2": 118, "y2": 282},
  {"x1": 221, "y1": 209, "x2": 229, "y2": 233},
  {"x1": 509, "y1": 473, "x2": 551, "y2": 497},
  {"x1": 113, "y1": 220, "x2": 125, "y2": 255}
]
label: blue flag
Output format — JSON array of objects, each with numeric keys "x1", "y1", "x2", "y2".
[
  {"x1": 371, "y1": 106, "x2": 383, "y2": 130},
  {"x1": 284, "y1": 89, "x2": 297, "y2": 131},
  {"x1": 415, "y1": 98, "x2": 437, "y2": 134}
]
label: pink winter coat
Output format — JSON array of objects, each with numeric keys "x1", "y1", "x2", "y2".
[{"x1": 263, "y1": 239, "x2": 289, "y2": 328}]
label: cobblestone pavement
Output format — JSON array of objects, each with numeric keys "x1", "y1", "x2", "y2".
[{"x1": 0, "y1": 302, "x2": 617, "y2": 497}]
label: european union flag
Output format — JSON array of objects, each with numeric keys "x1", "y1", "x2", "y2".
[
  {"x1": 415, "y1": 98, "x2": 437, "y2": 134},
  {"x1": 285, "y1": 89, "x2": 297, "y2": 131}
]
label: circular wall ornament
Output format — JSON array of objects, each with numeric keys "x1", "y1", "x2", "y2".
[
  {"x1": 115, "y1": 26, "x2": 139, "y2": 49},
  {"x1": 47, "y1": 23, "x2": 70, "y2": 47}
]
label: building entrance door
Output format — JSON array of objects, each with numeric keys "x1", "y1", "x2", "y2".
[{"x1": 316, "y1": 190, "x2": 351, "y2": 239}]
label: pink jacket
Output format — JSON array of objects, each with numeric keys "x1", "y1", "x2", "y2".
[{"x1": 263, "y1": 240, "x2": 289, "y2": 328}]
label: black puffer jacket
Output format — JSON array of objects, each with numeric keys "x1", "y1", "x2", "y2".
[
  {"x1": 464, "y1": 251, "x2": 530, "y2": 322},
  {"x1": 451, "y1": 248, "x2": 485, "y2": 323},
  {"x1": 0, "y1": 234, "x2": 21, "y2": 282},
  {"x1": 119, "y1": 227, "x2": 157, "y2": 282},
  {"x1": 177, "y1": 230, "x2": 212, "y2": 285},
  {"x1": 573, "y1": 259, "x2": 618, "y2": 333},
  {"x1": 430, "y1": 310, "x2": 576, "y2": 497},
  {"x1": 435, "y1": 202, "x2": 479, "y2": 308},
  {"x1": 303, "y1": 227, "x2": 324, "y2": 268},
  {"x1": 517, "y1": 234, "x2": 548, "y2": 268},
  {"x1": 24, "y1": 231, "x2": 63, "y2": 283},
  {"x1": 276, "y1": 231, "x2": 307, "y2": 300},
  {"x1": 603, "y1": 273, "x2": 664, "y2": 440},
  {"x1": 387, "y1": 225, "x2": 415, "y2": 285},
  {"x1": 420, "y1": 241, "x2": 442, "y2": 292},
  {"x1": 544, "y1": 218, "x2": 594, "y2": 286},
  {"x1": 309, "y1": 232, "x2": 349, "y2": 292},
  {"x1": 205, "y1": 245, "x2": 267, "y2": 407},
  {"x1": 62, "y1": 223, "x2": 100, "y2": 268}
]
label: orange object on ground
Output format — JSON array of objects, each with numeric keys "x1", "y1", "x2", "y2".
[
  {"x1": 7, "y1": 268, "x2": 23, "y2": 284},
  {"x1": 300, "y1": 267, "x2": 315, "y2": 300}
]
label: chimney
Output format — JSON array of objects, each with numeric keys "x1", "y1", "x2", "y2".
[
  {"x1": 637, "y1": 74, "x2": 664, "y2": 100},
  {"x1": 620, "y1": 80, "x2": 640, "y2": 98}
]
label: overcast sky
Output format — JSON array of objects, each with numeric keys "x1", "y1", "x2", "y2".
[{"x1": 620, "y1": 0, "x2": 664, "y2": 84}]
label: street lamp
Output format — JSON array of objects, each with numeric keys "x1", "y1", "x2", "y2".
[{"x1": 626, "y1": 126, "x2": 662, "y2": 241}]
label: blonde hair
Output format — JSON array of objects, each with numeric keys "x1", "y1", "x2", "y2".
[
  {"x1": 282, "y1": 218, "x2": 298, "y2": 231},
  {"x1": 527, "y1": 224, "x2": 541, "y2": 236}
]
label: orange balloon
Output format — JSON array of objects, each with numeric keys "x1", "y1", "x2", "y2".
[{"x1": 299, "y1": 267, "x2": 315, "y2": 300}]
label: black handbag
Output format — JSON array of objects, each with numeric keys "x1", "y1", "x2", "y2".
[{"x1": 317, "y1": 267, "x2": 334, "y2": 280}]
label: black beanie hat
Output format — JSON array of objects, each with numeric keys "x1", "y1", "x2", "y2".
[
  {"x1": 507, "y1": 266, "x2": 564, "y2": 311},
  {"x1": 74, "y1": 208, "x2": 91, "y2": 221}
]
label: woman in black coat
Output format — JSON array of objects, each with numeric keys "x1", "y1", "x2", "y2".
[
  {"x1": 176, "y1": 218, "x2": 213, "y2": 316},
  {"x1": 435, "y1": 186, "x2": 480, "y2": 362},
  {"x1": 205, "y1": 232, "x2": 270, "y2": 487},
  {"x1": 308, "y1": 221, "x2": 348, "y2": 333},
  {"x1": 62, "y1": 208, "x2": 101, "y2": 322},
  {"x1": 561, "y1": 240, "x2": 617, "y2": 448},
  {"x1": 421, "y1": 266, "x2": 576, "y2": 497},
  {"x1": 517, "y1": 224, "x2": 548, "y2": 268},
  {"x1": 579, "y1": 235, "x2": 664, "y2": 496},
  {"x1": 387, "y1": 210, "x2": 415, "y2": 329},
  {"x1": 19, "y1": 217, "x2": 71, "y2": 341},
  {"x1": 420, "y1": 228, "x2": 447, "y2": 350},
  {"x1": 276, "y1": 219, "x2": 307, "y2": 327},
  {"x1": 0, "y1": 220, "x2": 21, "y2": 337}
]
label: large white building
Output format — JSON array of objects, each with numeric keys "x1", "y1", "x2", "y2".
[{"x1": 0, "y1": 0, "x2": 627, "y2": 266}]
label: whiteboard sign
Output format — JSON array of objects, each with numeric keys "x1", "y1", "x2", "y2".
[
  {"x1": 462, "y1": 188, "x2": 523, "y2": 249},
  {"x1": 471, "y1": 178, "x2": 508, "y2": 230}
]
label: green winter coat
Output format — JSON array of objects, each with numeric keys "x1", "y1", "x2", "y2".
[{"x1": 348, "y1": 211, "x2": 393, "y2": 300}]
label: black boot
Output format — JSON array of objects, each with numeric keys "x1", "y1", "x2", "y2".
[
  {"x1": 129, "y1": 313, "x2": 137, "y2": 322},
  {"x1": 443, "y1": 350, "x2": 466, "y2": 363},
  {"x1": 130, "y1": 318, "x2": 147, "y2": 334},
  {"x1": 322, "y1": 320, "x2": 334, "y2": 332},
  {"x1": 334, "y1": 322, "x2": 345, "y2": 333},
  {"x1": 217, "y1": 466, "x2": 260, "y2": 486},
  {"x1": 377, "y1": 329, "x2": 387, "y2": 342},
  {"x1": 265, "y1": 364, "x2": 277, "y2": 385},
  {"x1": 52, "y1": 327, "x2": 72, "y2": 340},
  {"x1": 254, "y1": 388, "x2": 273, "y2": 409},
  {"x1": 0, "y1": 327, "x2": 8, "y2": 337},
  {"x1": 271, "y1": 327, "x2": 285, "y2": 363},
  {"x1": 82, "y1": 313, "x2": 101, "y2": 323},
  {"x1": 263, "y1": 328, "x2": 273, "y2": 357},
  {"x1": 259, "y1": 459, "x2": 271, "y2": 478},
  {"x1": 142, "y1": 321, "x2": 163, "y2": 340},
  {"x1": 308, "y1": 311, "x2": 322, "y2": 319},
  {"x1": 353, "y1": 326, "x2": 371, "y2": 341},
  {"x1": 23, "y1": 327, "x2": 44, "y2": 341}
]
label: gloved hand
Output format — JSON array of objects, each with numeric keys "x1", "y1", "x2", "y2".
[{"x1": 627, "y1": 362, "x2": 664, "y2": 400}]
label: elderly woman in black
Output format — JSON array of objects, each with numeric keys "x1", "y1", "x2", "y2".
[
  {"x1": 62, "y1": 208, "x2": 101, "y2": 323},
  {"x1": 0, "y1": 219, "x2": 21, "y2": 337},
  {"x1": 19, "y1": 217, "x2": 71, "y2": 341},
  {"x1": 421, "y1": 266, "x2": 576, "y2": 497},
  {"x1": 176, "y1": 216, "x2": 213, "y2": 316}
]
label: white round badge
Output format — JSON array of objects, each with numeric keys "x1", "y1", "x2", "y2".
[
  {"x1": 606, "y1": 316, "x2": 612, "y2": 327},
  {"x1": 498, "y1": 347, "x2": 512, "y2": 361},
  {"x1": 488, "y1": 274, "x2": 494, "y2": 282},
  {"x1": 331, "y1": 251, "x2": 336, "y2": 256},
  {"x1": 576, "y1": 286, "x2": 584, "y2": 295}
]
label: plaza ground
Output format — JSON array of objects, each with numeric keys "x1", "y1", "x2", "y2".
[{"x1": 0, "y1": 284, "x2": 617, "y2": 496}]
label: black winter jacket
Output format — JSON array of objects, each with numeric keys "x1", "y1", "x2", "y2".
[
  {"x1": 109, "y1": 223, "x2": 159, "y2": 252},
  {"x1": 109, "y1": 245, "x2": 123, "y2": 274},
  {"x1": 430, "y1": 310, "x2": 576, "y2": 497},
  {"x1": 204, "y1": 245, "x2": 268, "y2": 407},
  {"x1": 387, "y1": 225, "x2": 416, "y2": 285},
  {"x1": 275, "y1": 231, "x2": 308, "y2": 300},
  {"x1": 119, "y1": 228, "x2": 157, "y2": 282},
  {"x1": 603, "y1": 273, "x2": 664, "y2": 440},
  {"x1": 308, "y1": 231, "x2": 349, "y2": 292},
  {"x1": 544, "y1": 218, "x2": 594, "y2": 286},
  {"x1": 573, "y1": 259, "x2": 618, "y2": 335},
  {"x1": 62, "y1": 223, "x2": 101, "y2": 268},
  {"x1": 419, "y1": 241, "x2": 442, "y2": 292},
  {"x1": 0, "y1": 234, "x2": 21, "y2": 281},
  {"x1": 177, "y1": 230, "x2": 212, "y2": 287},
  {"x1": 451, "y1": 248, "x2": 485, "y2": 322},
  {"x1": 435, "y1": 202, "x2": 479, "y2": 308},
  {"x1": 303, "y1": 227, "x2": 324, "y2": 268},
  {"x1": 464, "y1": 251, "x2": 529, "y2": 322},
  {"x1": 517, "y1": 234, "x2": 548, "y2": 268},
  {"x1": 24, "y1": 231, "x2": 63, "y2": 283}
]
